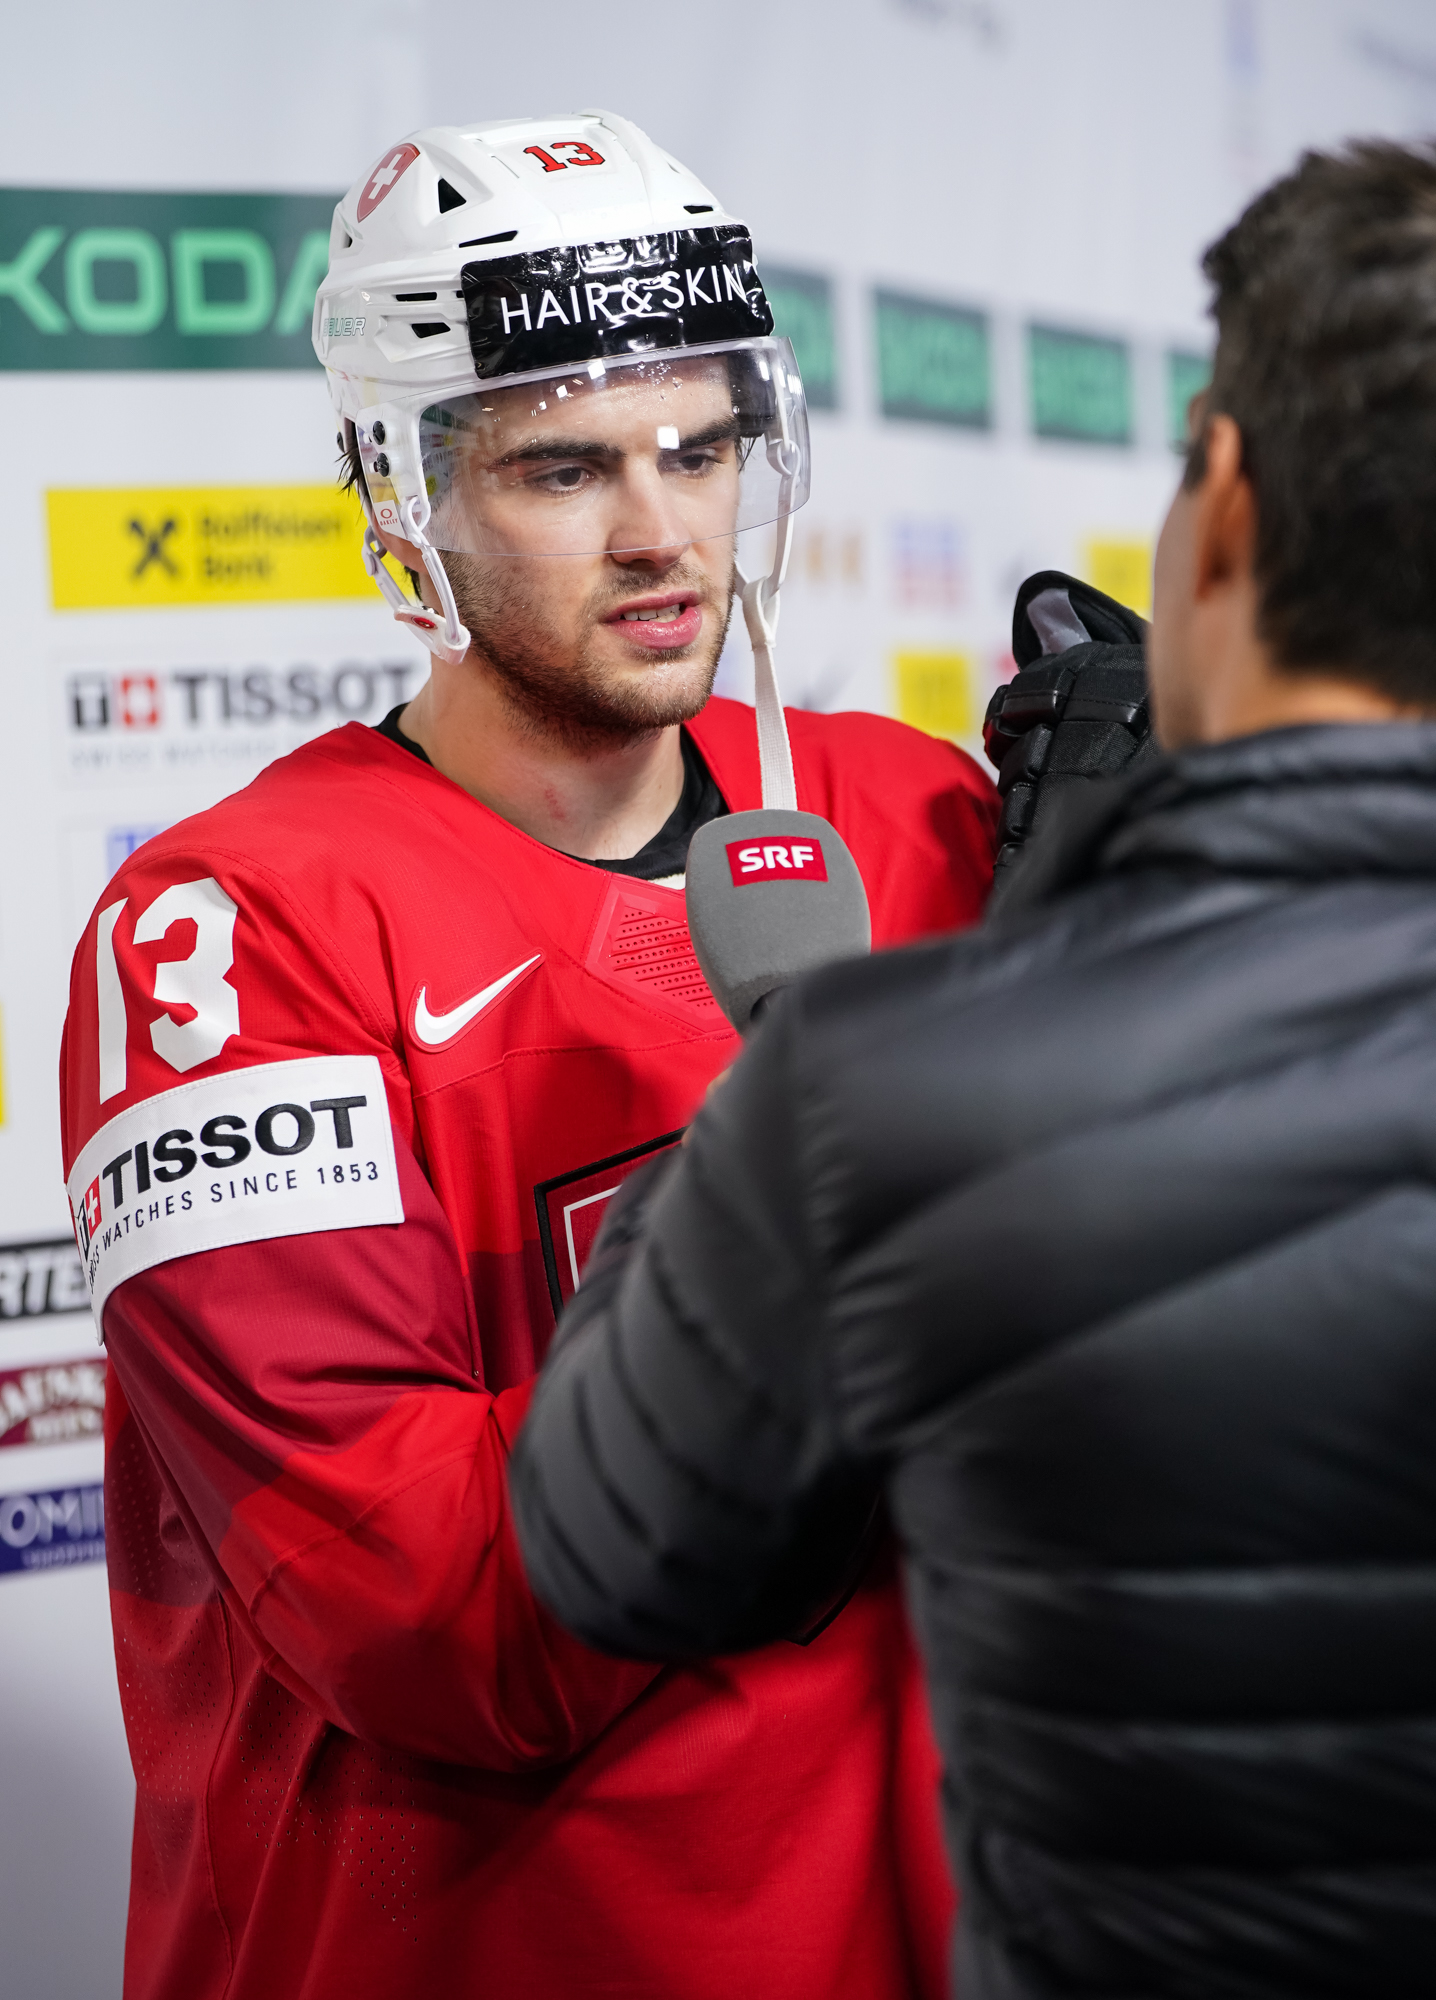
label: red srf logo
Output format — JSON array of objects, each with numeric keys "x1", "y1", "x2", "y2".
[
  {"x1": 73, "y1": 1178, "x2": 101, "y2": 1255},
  {"x1": 726, "y1": 838, "x2": 829, "y2": 885},
  {"x1": 119, "y1": 675, "x2": 161, "y2": 730},
  {"x1": 357, "y1": 144, "x2": 420, "y2": 221}
]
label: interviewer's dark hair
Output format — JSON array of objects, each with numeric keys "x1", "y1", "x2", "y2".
[{"x1": 1193, "y1": 141, "x2": 1436, "y2": 703}]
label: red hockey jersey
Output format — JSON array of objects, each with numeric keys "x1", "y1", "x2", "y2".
[{"x1": 59, "y1": 696, "x2": 998, "y2": 2000}]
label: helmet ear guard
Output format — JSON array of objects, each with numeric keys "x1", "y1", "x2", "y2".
[{"x1": 348, "y1": 410, "x2": 471, "y2": 667}]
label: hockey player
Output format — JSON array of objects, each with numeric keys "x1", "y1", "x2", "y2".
[{"x1": 60, "y1": 114, "x2": 998, "y2": 2000}]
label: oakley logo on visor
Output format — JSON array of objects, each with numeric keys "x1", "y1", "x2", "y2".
[
  {"x1": 461, "y1": 224, "x2": 773, "y2": 379},
  {"x1": 726, "y1": 839, "x2": 829, "y2": 885}
]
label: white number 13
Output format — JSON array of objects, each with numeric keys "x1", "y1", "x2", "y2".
[{"x1": 95, "y1": 877, "x2": 241, "y2": 1103}]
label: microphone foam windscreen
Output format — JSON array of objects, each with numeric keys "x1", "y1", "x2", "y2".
[{"x1": 685, "y1": 809, "x2": 872, "y2": 1033}]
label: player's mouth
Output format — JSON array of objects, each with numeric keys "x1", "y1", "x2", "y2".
[{"x1": 604, "y1": 592, "x2": 704, "y2": 651}]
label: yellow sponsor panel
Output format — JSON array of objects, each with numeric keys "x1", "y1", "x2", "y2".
[
  {"x1": 892, "y1": 648, "x2": 976, "y2": 741},
  {"x1": 47, "y1": 484, "x2": 372, "y2": 610},
  {"x1": 1083, "y1": 537, "x2": 1152, "y2": 617}
]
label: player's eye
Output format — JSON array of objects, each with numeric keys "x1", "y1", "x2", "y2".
[
  {"x1": 663, "y1": 446, "x2": 725, "y2": 477},
  {"x1": 528, "y1": 463, "x2": 594, "y2": 494}
]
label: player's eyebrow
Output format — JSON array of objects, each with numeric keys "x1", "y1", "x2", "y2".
[
  {"x1": 494, "y1": 417, "x2": 742, "y2": 469},
  {"x1": 495, "y1": 436, "x2": 623, "y2": 467},
  {"x1": 663, "y1": 417, "x2": 742, "y2": 453}
]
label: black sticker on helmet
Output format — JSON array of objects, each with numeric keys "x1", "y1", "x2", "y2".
[{"x1": 460, "y1": 225, "x2": 773, "y2": 378}]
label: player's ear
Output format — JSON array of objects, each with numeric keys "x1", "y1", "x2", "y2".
[
  {"x1": 370, "y1": 528, "x2": 430, "y2": 606},
  {"x1": 373, "y1": 525, "x2": 424, "y2": 575}
]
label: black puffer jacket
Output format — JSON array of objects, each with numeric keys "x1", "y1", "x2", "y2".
[{"x1": 512, "y1": 724, "x2": 1436, "y2": 1998}]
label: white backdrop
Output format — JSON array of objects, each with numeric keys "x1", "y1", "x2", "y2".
[{"x1": 4, "y1": 2, "x2": 1435, "y2": 1991}]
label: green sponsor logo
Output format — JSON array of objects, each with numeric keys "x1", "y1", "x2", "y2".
[
  {"x1": 875, "y1": 290, "x2": 990, "y2": 429},
  {"x1": 1167, "y1": 348, "x2": 1212, "y2": 450},
  {"x1": 764, "y1": 266, "x2": 838, "y2": 411},
  {"x1": 0, "y1": 189, "x2": 337, "y2": 370},
  {"x1": 1028, "y1": 325, "x2": 1132, "y2": 445}
]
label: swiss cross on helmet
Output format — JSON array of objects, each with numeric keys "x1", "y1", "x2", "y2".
[{"x1": 313, "y1": 110, "x2": 809, "y2": 810}]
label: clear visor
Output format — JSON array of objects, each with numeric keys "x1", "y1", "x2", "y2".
[{"x1": 360, "y1": 337, "x2": 809, "y2": 560}]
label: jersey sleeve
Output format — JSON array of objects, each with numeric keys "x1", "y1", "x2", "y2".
[{"x1": 61, "y1": 834, "x2": 659, "y2": 1771}]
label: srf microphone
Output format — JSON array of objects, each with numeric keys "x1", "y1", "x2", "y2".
[{"x1": 685, "y1": 809, "x2": 872, "y2": 1034}]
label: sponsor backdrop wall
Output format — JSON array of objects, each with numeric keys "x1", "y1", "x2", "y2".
[{"x1": 4, "y1": 1, "x2": 1434, "y2": 1989}]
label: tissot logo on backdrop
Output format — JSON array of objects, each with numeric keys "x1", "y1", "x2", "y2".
[
  {"x1": 67, "y1": 662, "x2": 415, "y2": 732},
  {"x1": 60, "y1": 658, "x2": 420, "y2": 782}
]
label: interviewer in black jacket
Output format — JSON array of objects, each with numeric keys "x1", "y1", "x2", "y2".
[{"x1": 512, "y1": 142, "x2": 1436, "y2": 1997}]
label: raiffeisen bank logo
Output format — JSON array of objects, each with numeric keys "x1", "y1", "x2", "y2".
[
  {"x1": 0, "y1": 188, "x2": 336, "y2": 371},
  {"x1": 48, "y1": 485, "x2": 371, "y2": 609}
]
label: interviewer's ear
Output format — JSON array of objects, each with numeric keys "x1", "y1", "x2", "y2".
[
  {"x1": 1190, "y1": 414, "x2": 1255, "y2": 600},
  {"x1": 1150, "y1": 409, "x2": 1258, "y2": 750}
]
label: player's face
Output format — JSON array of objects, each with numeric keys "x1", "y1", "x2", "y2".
[
  {"x1": 427, "y1": 360, "x2": 742, "y2": 742},
  {"x1": 442, "y1": 356, "x2": 745, "y2": 561}
]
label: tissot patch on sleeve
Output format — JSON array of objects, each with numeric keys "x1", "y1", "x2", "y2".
[{"x1": 66, "y1": 1056, "x2": 404, "y2": 1335}]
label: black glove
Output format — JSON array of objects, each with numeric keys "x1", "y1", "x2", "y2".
[{"x1": 983, "y1": 569, "x2": 1155, "y2": 881}]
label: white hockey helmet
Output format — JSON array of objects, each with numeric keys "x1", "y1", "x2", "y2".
[{"x1": 314, "y1": 112, "x2": 808, "y2": 804}]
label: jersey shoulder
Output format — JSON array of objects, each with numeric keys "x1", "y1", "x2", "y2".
[
  {"x1": 85, "y1": 721, "x2": 546, "y2": 973},
  {"x1": 690, "y1": 695, "x2": 997, "y2": 824},
  {"x1": 132, "y1": 722, "x2": 455, "y2": 881},
  {"x1": 788, "y1": 707, "x2": 998, "y2": 818}
]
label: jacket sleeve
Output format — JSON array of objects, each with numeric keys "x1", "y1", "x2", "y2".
[
  {"x1": 510, "y1": 994, "x2": 876, "y2": 1658},
  {"x1": 63, "y1": 843, "x2": 659, "y2": 1770}
]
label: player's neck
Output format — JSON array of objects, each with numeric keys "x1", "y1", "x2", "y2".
[{"x1": 398, "y1": 668, "x2": 686, "y2": 862}]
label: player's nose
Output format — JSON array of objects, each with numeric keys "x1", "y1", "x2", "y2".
[{"x1": 605, "y1": 459, "x2": 693, "y2": 567}]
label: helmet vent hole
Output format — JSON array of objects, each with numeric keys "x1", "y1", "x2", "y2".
[
  {"x1": 460, "y1": 229, "x2": 518, "y2": 247},
  {"x1": 395, "y1": 292, "x2": 437, "y2": 302},
  {"x1": 684, "y1": 204, "x2": 713, "y2": 214},
  {"x1": 411, "y1": 323, "x2": 449, "y2": 339},
  {"x1": 341, "y1": 231, "x2": 353, "y2": 249},
  {"x1": 437, "y1": 178, "x2": 467, "y2": 213}
]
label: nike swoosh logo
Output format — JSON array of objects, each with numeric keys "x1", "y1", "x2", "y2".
[{"x1": 412, "y1": 954, "x2": 542, "y2": 1047}]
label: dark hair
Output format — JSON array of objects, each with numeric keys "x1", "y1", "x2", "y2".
[
  {"x1": 338, "y1": 424, "x2": 365, "y2": 500},
  {"x1": 1193, "y1": 140, "x2": 1436, "y2": 702}
]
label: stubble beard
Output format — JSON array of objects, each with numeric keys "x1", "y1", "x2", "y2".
[{"x1": 442, "y1": 551, "x2": 734, "y2": 752}]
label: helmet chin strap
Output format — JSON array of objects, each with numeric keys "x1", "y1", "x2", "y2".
[
  {"x1": 736, "y1": 433, "x2": 802, "y2": 813},
  {"x1": 397, "y1": 495, "x2": 472, "y2": 668},
  {"x1": 737, "y1": 515, "x2": 796, "y2": 813},
  {"x1": 351, "y1": 442, "x2": 471, "y2": 667}
]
